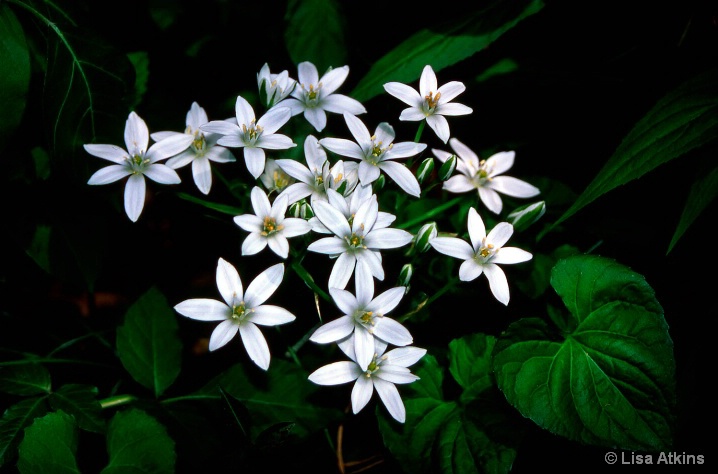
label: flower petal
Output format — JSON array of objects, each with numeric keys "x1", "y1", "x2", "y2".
[
  {"x1": 351, "y1": 376, "x2": 374, "y2": 414},
  {"x1": 373, "y1": 317, "x2": 413, "y2": 347},
  {"x1": 209, "y1": 319, "x2": 239, "y2": 351},
  {"x1": 245, "y1": 263, "x2": 284, "y2": 308},
  {"x1": 242, "y1": 233, "x2": 268, "y2": 256},
  {"x1": 123, "y1": 174, "x2": 146, "y2": 222},
  {"x1": 310, "y1": 315, "x2": 355, "y2": 344},
  {"x1": 373, "y1": 377, "x2": 405, "y2": 423},
  {"x1": 257, "y1": 106, "x2": 291, "y2": 134},
  {"x1": 426, "y1": 114, "x2": 450, "y2": 144},
  {"x1": 429, "y1": 236, "x2": 474, "y2": 260},
  {"x1": 143, "y1": 164, "x2": 181, "y2": 184},
  {"x1": 484, "y1": 263, "x2": 510, "y2": 305},
  {"x1": 307, "y1": 236, "x2": 347, "y2": 255},
  {"x1": 308, "y1": 361, "x2": 361, "y2": 385},
  {"x1": 267, "y1": 234, "x2": 290, "y2": 259},
  {"x1": 384, "y1": 346, "x2": 427, "y2": 368},
  {"x1": 488, "y1": 176, "x2": 541, "y2": 198},
  {"x1": 328, "y1": 252, "x2": 357, "y2": 290},
  {"x1": 459, "y1": 259, "x2": 484, "y2": 281},
  {"x1": 248, "y1": 304, "x2": 296, "y2": 326},
  {"x1": 487, "y1": 222, "x2": 514, "y2": 248},
  {"x1": 378, "y1": 161, "x2": 421, "y2": 197},
  {"x1": 383, "y1": 82, "x2": 422, "y2": 107},
  {"x1": 174, "y1": 298, "x2": 229, "y2": 321},
  {"x1": 312, "y1": 200, "x2": 351, "y2": 237},
  {"x1": 216, "y1": 258, "x2": 243, "y2": 306},
  {"x1": 244, "y1": 147, "x2": 266, "y2": 179},
  {"x1": 319, "y1": 137, "x2": 365, "y2": 160},
  {"x1": 83, "y1": 144, "x2": 128, "y2": 163},
  {"x1": 492, "y1": 247, "x2": 532, "y2": 265},
  {"x1": 478, "y1": 187, "x2": 503, "y2": 214},
  {"x1": 239, "y1": 322, "x2": 271, "y2": 370},
  {"x1": 467, "y1": 207, "x2": 487, "y2": 250},
  {"x1": 322, "y1": 94, "x2": 367, "y2": 115},
  {"x1": 87, "y1": 165, "x2": 131, "y2": 185}
]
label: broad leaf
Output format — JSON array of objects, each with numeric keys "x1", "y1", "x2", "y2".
[
  {"x1": 48, "y1": 385, "x2": 105, "y2": 434},
  {"x1": 380, "y1": 338, "x2": 523, "y2": 474},
  {"x1": 284, "y1": 0, "x2": 346, "y2": 73},
  {"x1": 198, "y1": 358, "x2": 343, "y2": 440},
  {"x1": 0, "y1": 364, "x2": 51, "y2": 396},
  {"x1": 101, "y1": 408, "x2": 175, "y2": 474},
  {"x1": 116, "y1": 287, "x2": 182, "y2": 398},
  {"x1": 351, "y1": 0, "x2": 544, "y2": 103},
  {"x1": 0, "y1": 2, "x2": 30, "y2": 154},
  {"x1": 0, "y1": 397, "x2": 48, "y2": 467},
  {"x1": 552, "y1": 67, "x2": 718, "y2": 229},
  {"x1": 17, "y1": 410, "x2": 79, "y2": 474},
  {"x1": 493, "y1": 254, "x2": 676, "y2": 451},
  {"x1": 667, "y1": 163, "x2": 718, "y2": 254}
]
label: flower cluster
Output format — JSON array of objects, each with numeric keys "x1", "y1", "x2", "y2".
[{"x1": 84, "y1": 61, "x2": 541, "y2": 422}]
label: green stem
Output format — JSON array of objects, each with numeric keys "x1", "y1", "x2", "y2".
[
  {"x1": 414, "y1": 121, "x2": 426, "y2": 143},
  {"x1": 397, "y1": 196, "x2": 464, "y2": 230},
  {"x1": 290, "y1": 260, "x2": 331, "y2": 303},
  {"x1": 160, "y1": 394, "x2": 220, "y2": 405},
  {"x1": 0, "y1": 356, "x2": 113, "y2": 368},
  {"x1": 397, "y1": 276, "x2": 459, "y2": 323},
  {"x1": 99, "y1": 394, "x2": 137, "y2": 409}
]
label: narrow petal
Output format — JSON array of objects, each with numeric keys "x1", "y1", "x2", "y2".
[
  {"x1": 373, "y1": 317, "x2": 413, "y2": 347},
  {"x1": 343, "y1": 113, "x2": 372, "y2": 146},
  {"x1": 312, "y1": 200, "x2": 351, "y2": 237},
  {"x1": 319, "y1": 138, "x2": 365, "y2": 160},
  {"x1": 384, "y1": 347, "x2": 427, "y2": 368},
  {"x1": 124, "y1": 174, "x2": 146, "y2": 222},
  {"x1": 233, "y1": 214, "x2": 263, "y2": 233},
  {"x1": 426, "y1": 114, "x2": 450, "y2": 144},
  {"x1": 242, "y1": 232, "x2": 268, "y2": 256},
  {"x1": 308, "y1": 361, "x2": 361, "y2": 385},
  {"x1": 385, "y1": 142, "x2": 426, "y2": 160},
  {"x1": 143, "y1": 164, "x2": 181, "y2": 185},
  {"x1": 448, "y1": 138, "x2": 480, "y2": 168},
  {"x1": 383, "y1": 82, "x2": 422, "y2": 107},
  {"x1": 83, "y1": 144, "x2": 128, "y2": 163},
  {"x1": 239, "y1": 322, "x2": 271, "y2": 370},
  {"x1": 309, "y1": 316, "x2": 355, "y2": 344},
  {"x1": 442, "y1": 175, "x2": 474, "y2": 193},
  {"x1": 319, "y1": 65, "x2": 349, "y2": 95},
  {"x1": 355, "y1": 250, "x2": 384, "y2": 281},
  {"x1": 328, "y1": 252, "x2": 357, "y2": 290},
  {"x1": 376, "y1": 366, "x2": 418, "y2": 384},
  {"x1": 125, "y1": 112, "x2": 149, "y2": 156},
  {"x1": 436, "y1": 81, "x2": 466, "y2": 103},
  {"x1": 297, "y1": 61, "x2": 319, "y2": 85},
  {"x1": 366, "y1": 287, "x2": 405, "y2": 315},
  {"x1": 429, "y1": 236, "x2": 474, "y2": 260},
  {"x1": 419, "y1": 65, "x2": 437, "y2": 96},
  {"x1": 244, "y1": 147, "x2": 266, "y2": 179},
  {"x1": 201, "y1": 120, "x2": 240, "y2": 136},
  {"x1": 376, "y1": 161, "x2": 421, "y2": 197},
  {"x1": 304, "y1": 108, "x2": 327, "y2": 132},
  {"x1": 483, "y1": 263, "x2": 510, "y2": 305},
  {"x1": 478, "y1": 187, "x2": 503, "y2": 214},
  {"x1": 492, "y1": 247, "x2": 533, "y2": 265},
  {"x1": 209, "y1": 319, "x2": 239, "y2": 351},
  {"x1": 250, "y1": 186, "x2": 272, "y2": 217},
  {"x1": 485, "y1": 151, "x2": 515, "y2": 176},
  {"x1": 329, "y1": 287, "x2": 359, "y2": 315},
  {"x1": 257, "y1": 106, "x2": 291, "y2": 134},
  {"x1": 436, "y1": 103, "x2": 473, "y2": 116},
  {"x1": 459, "y1": 259, "x2": 484, "y2": 281},
  {"x1": 354, "y1": 328, "x2": 375, "y2": 370},
  {"x1": 205, "y1": 146, "x2": 235, "y2": 163},
  {"x1": 174, "y1": 298, "x2": 229, "y2": 321},
  {"x1": 216, "y1": 258, "x2": 243, "y2": 306},
  {"x1": 486, "y1": 222, "x2": 514, "y2": 248},
  {"x1": 245, "y1": 263, "x2": 284, "y2": 308},
  {"x1": 275, "y1": 159, "x2": 314, "y2": 183},
  {"x1": 354, "y1": 260, "x2": 374, "y2": 307},
  {"x1": 234, "y1": 95, "x2": 256, "y2": 127},
  {"x1": 267, "y1": 234, "x2": 289, "y2": 258},
  {"x1": 166, "y1": 150, "x2": 195, "y2": 169},
  {"x1": 358, "y1": 161, "x2": 381, "y2": 184},
  {"x1": 488, "y1": 176, "x2": 541, "y2": 198},
  {"x1": 146, "y1": 134, "x2": 193, "y2": 162},
  {"x1": 322, "y1": 94, "x2": 367, "y2": 115},
  {"x1": 373, "y1": 378, "x2": 405, "y2": 423},
  {"x1": 87, "y1": 165, "x2": 131, "y2": 185},
  {"x1": 467, "y1": 207, "x2": 487, "y2": 250},
  {"x1": 256, "y1": 134, "x2": 295, "y2": 150},
  {"x1": 248, "y1": 304, "x2": 296, "y2": 326},
  {"x1": 280, "y1": 218, "x2": 312, "y2": 238},
  {"x1": 399, "y1": 108, "x2": 426, "y2": 121},
  {"x1": 307, "y1": 236, "x2": 347, "y2": 255},
  {"x1": 351, "y1": 376, "x2": 374, "y2": 414},
  {"x1": 278, "y1": 182, "x2": 313, "y2": 204}
]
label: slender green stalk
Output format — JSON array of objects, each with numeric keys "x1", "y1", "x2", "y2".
[
  {"x1": 99, "y1": 394, "x2": 137, "y2": 409},
  {"x1": 290, "y1": 260, "x2": 331, "y2": 303},
  {"x1": 414, "y1": 120, "x2": 426, "y2": 143},
  {"x1": 397, "y1": 276, "x2": 460, "y2": 323},
  {"x1": 160, "y1": 394, "x2": 221, "y2": 405},
  {"x1": 397, "y1": 196, "x2": 464, "y2": 230}
]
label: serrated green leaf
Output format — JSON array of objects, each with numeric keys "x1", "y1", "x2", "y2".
[
  {"x1": 101, "y1": 408, "x2": 175, "y2": 474},
  {"x1": 493, "y1": 254, "x2": 676, "y2": 451},
  {"x1": 0, "y1": 2, "x2": 30, "y2": 154},
  {"x1": 284, "y1": 0, "x2": 346, "y2": 73},
  {"x1": 351, "y1": 0, "x2": 544, "y2": 103},
  {"x1": 552, "y1": 67, "x2": 718, "y2": 230},
  {"x1": 48, "y1": 385, "x2": 105, "y2": 434},
  {"x1": 448, "y1": 333, "x2": 495, "y2": 401},
  {"x1": 0, "y1": 364, "x2": 51, "y2": 396},
  {"x1": 667, "y1": 163, "x2": 718, "y2": 254},
  {"x1": 197, "y1": 358, "x2": 343, "y2": 440},
  {"x1": 116, "y1": 287, "x2": 182, "y2": 398},
  {"x1": 0, "y1": 397, "x2": 48, "y2": 467},
  {"x1": 17, "y1": 410, "x2": 79, "y2": 474}
]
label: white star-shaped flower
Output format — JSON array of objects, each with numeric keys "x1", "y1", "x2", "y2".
[
  {"x1": 434, "y1": 138, "x2": 540, "y2": 214},
  {"x1": 274, "y1": 135, "x2": 358, "y2": 205},
  {"x1": 383, "y1": 65, "x2": 473, "y2": 144},
  {"x1": 200, "y1": 95, "x2": 295, "y2": 179},
  {"x1": 84, "y1": 111, "x2": 190, "y2": 222},
  {"x1": 308, "y1": 336, "x2": 426, "y2": 423},
  {"x1": 259, "y1": 158, "x2": 296, "y2": 195},
  {"x1": 429, "y1": 207, "x2": 532, "y2": 305},
  {"x1": 282, "y1": 61, "x2": 367, "y2": 132},
  {"x1": 233, "y1": 186, "x2": 312, "y2": 259},
  {"x1": 319, "y1": 112, "x2": 426, "y2": 197},
  {"x1": 257, "y1": 63, "x2": 297, "y2": 108},
  {"x1": 150, "y1": 102, "x2": 236, "y2": 195},
  {"x1": 174, "y1": 258, "x2": 296, "y2": 370},
  {"x1": 308, "y1": 185, "x2": 396, "y2": 235},
  {"x1": 309, "y1": 260, "x2": 413, "y2": 369},
  {"x1": 307, "y1": 192, "x2": 413, "y2": 289}
]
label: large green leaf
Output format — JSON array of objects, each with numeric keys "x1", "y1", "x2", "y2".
[
  {"x1": 0, "y1": 397, "x2": 48, "y2": 467},
  {"x1": 351, "y1": 0, "x2": 544, "y2": 103},
  {"x1": 667, "y1": 163, "x2": 718, "y2": 254},
  {"x1": 380, "y1": 336, "x2": 523, "y2": 474},
  {"x1": 493, "y1": 254, "x2": 676, "y2": 451},
  {"x1": 197, "y1": 358, "x2": 343, "y2": 440},
  {"x1": 552, "y1": 67, "x2": 718, "y2": 229},
  {"x1": 0, "y1": 364, "x2": 51, "y2": 396},
  {"x1": 48, "y1": 385, "x2": 105, "y2": 434},
  {"x1": 101, "y1": 408, "x2": 175, "y2": 474},
  {"x1": 284, "y1": 0, "x2": 346, "y2": 73},
  {"x1": 116, "y1": 287, "x2": 182, "y2": 398},
  {"x1": 17, "y1": 410, "x2": 80, "y2": 474},
  {"x1": 0, "y1": 2, "x2": 30, "y2": 154}
]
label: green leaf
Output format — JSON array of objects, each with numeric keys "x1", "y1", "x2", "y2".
[
  {"x1": 284, "y1": 0, "x2": 347, "y2": 73},
  {"x1": 351, "y1": 0, "x2": 544, "y2": 103},
  {"x1": 127, "y1": 51, "x2": 149, "y2": 109},
  {"x1": 0, "y1": 2, "x2": 30, "y2": 154},
  {"x1": 101, "y1": 408, "x2": 175, "y2": 474},
  {"x1": 116, "y1": 287, "x2": 182, "y2": 398},
  {"x1": 197, "y1": 358, "x2": 343, "y2": 440},
  {"x1": 176, "y1": 191, "x2": 244, "y2": 215},
  {"x1": 475, "y1": 58, "x2": 519, "y2": 82},
  {"x1": 17, "y1": 410, "x2": 80, "y2": 474},
  {"x1": 0, "y1": 364, "x2": 51, "y2": 396},
  {"x1": 0, "y1": 397, "x2": 48, "y2": 467},
  {"x1": 48, "y1": 385, "x2": 105, "y2": 434},
  {"x1": 552, "y1": 67, "x2": 718, "y2": 229},
  {"x1": 493, "y1": 254, "x2": 676, "y2": 451},
  {"x1": 667, "y1": 163, "x2": 718, "y2": 254},
  {"x1": 380, "y1": 349, "x2": 522, "y2": 474},
  {"x1": 25, "y1": 225, "x2": 51, "y2": 275}
]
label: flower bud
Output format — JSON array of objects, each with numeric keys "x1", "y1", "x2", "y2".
[
  {"x1": 508, "y1": 201, "x2": 545, "y2": 231},
  {"x1": 415, "y1": 157, "x2": 434, "y2": 184},
  {"x1": 372, "y1": 174, "x2": 386, "y2": 193},
  {"x1": 299, "y1": 201, "x2": 314, "y2": 219},
  {"x1": 437, "y1": 154, "x2": 457, "y2": 180},
  {"x1": 414, "y1": 222, "x2": 438, "y2": 253},
  {"x1": 398, "y1": 263, "x2": 413, "y2": 288}
]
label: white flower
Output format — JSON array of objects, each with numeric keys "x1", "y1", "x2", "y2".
[
  {"x1": 174, "y1": 258, "x2": 295, "y2": 370},
  {"x1": 200, "y1": 95, "x2": 295, "y2": 179},
  {"x1": 429, "y1": 207, "x2": 532, "y2": 305},
  {"x1": 319, "y1": 113, "x2": 426, "y2": 197},
  {"x1": 383, "y1": 65, "x2": 472, "y2": 144},
  {"x1": 257, "y1": 63, "x2": 297, "y2": 108},
  {"x1": 259, "y1": 158, "x2": 296, "y2": 195},
  {"x1": 282, "y1": 61, "x2": 367, "y2": 132},
  {"x1": 307, "y1": 192, "x2": 413, "y2": 289},
  {"x1": 233, "y1": 186, "x2": 312, "y2": 259},
  {"x1": 308, "y1": 185, "x2": 395, "y2": 235},
  {"x1": 307, "y1": 338, "x2": 426, "y2": 423},
  {"x1": 150, "y1": 102, "x2": 236, "y2": 195},
  {"x1": 84, "y1": 111, "x2": 189, "y2": 222},
  {"x1": 434, "y1": 138, "x2": 540, "y2": 214},
  {"x1": 275, "y1": 135, "x2": 358, "y2": 205},
  {"x1": 310, "y1": 260, "x2": 413, "y2": 370}
]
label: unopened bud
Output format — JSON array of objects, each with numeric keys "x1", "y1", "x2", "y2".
[
  {"x1": 415, "y1": 222, "x2": 438, "y2": 253},
  {"x1": 288, "y1": 200, "x2": 313, "y2": 219},
  {"x1": 372, "y1": 174, "x2": 385, "y2": 193},
  {"x1": 508, "y1": 201, "x2": 545, "y2": 231},
  {"x1": 398, "y1": 263, "x2": 413, "y2": 287},
  {"x1": 415, "y1": 157, "x2": 434, "y2": 184},
  {"x1": 437, "y1": 154, "x2": 457, "y2": 181}
]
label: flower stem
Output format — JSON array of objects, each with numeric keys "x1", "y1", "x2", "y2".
[
  {"x1": 397, "y1": 196, "x2": 464, "y2": 230},
  {"x1": 414, "y1": 121, "x2": 426, "y2": 143},
  {"x1": 290, "y1": 260, "x2": 331, "y2": 303},
  {"x1": 99, "y1": 394, "x2": 137, "y2": 409},
  {"x1": 397, "y1": 276, "x2": 459, "y2": 323}
]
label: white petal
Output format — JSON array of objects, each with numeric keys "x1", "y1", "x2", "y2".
[
  {"x1": 373, "y1": 317, "x2": 413, "y2": 347},
  {"x1": 487, "y1": 222, "x2": 514, "y2": 248},
  {"x1": 166, "y1": 150, "x2": 195, "y2": 169},
  {"x1": 242, "y1": 233, "x2": 268, "y2": 256},
  {"x1": 312, "y1": 200, "x2": 351, "y2": 237},
  {"x1": 321, "y1": 94, "x2": 367, "y2": 115},
  {"x1": 399, "y1": 108, "x2": 426, "y2": 121},
  {"x1": 275, "y1": 159, "x2": 314, "y2": 183},
  {"x1": 307, "y1": 236, "x2": 347, "y2": 255},
  {"x1": 436, "y1": 102, "x2": 473, "y2": 116},
  {"x1": 239, "y1": 322, "x2": 271, "y2": 370},
  {"x1": 124, "y1": 112, "x2": 149, "y2": 156},
  {"x1": 376, "y1": 366, "x2": 418, "y2": 385},
  {"x1": 426, "y1": 114, "x2": 450, "y2": 144},
  {"x1": 328, "y1": 252, "x2": 357, "y2": 290},
  {"x1": 354, "y1": 328, "x2": 375, "y2": 371},
  {"x1": 280, "y1": 218, "x2": 312, "y2": 238},
  {"x1": 419, "y1": 65, "x2": 437, "y2": 96},
  {"x1": 244, "y1": 147, "x2": 266, "y2": 179},
  {"x1": 83, "y1": 144, "x2": 128, "y2": 163},
  {"x1": 250, "y1": 186, "x2": 272, "y2": 217},
  {"x1": 267, "y1": 234, "x2": 289, "y2": 259},
  {"x1": 329, "y1": 288, "x2": 358, "y2": 315},
  {"x1": 209, "y1": 319, "x2": 239, "y2": 351},
  {"x1": 492, "y1": 247, "x2": 533, "y2": 265},
  {"x1": 373, "y1": 378, "x2": 405, "y2": 423},
  {"x1": 87, "y1": 165, "x2": 131, "y2": 185},
  {"x1": 484, "y1": 263, "x2": 510, "y2": 306},
  {"x1": 351, "y1": 376, "x2": 374, "y2": 414},
  {"x1": 304, "y1": 107, "x2": 327, "y2": 132},
  {"x1": 354, "y1": 260, "x2": 374, "y2": 306},
  {"x1": 459, "y1": 259, "x2": 484, "y2": 281},
  {"x1": 383, "y1": 82, "x2": 422, "y2": 107},
  {"x1": 485, "y1": 151, "x2": 515, "y2": 176},
  {"x1": 364, "y1": 228, "x2": 413, "y2": 251},
  {"x1": 308, "y1": 361, "x2": 361, "y2": 386},
  {"x1": 478, "y1": 187, "x2": 503, "y2": 214},
  {"x1": 319, "y1": 137, "x2": 365, "y2": 160},
  {"x1": 488, "y1": 176, "x2": 541, "y2": 198},
  {"x1": 146, "y1": 134, "x2": 193, "y2": 162},
  {"x1": 256, "y1": 134, "x2": 295, "y2": 150},
  {"x1": 248, "y1": 304, "x2": 296, "y2": 326},
  {"x1": 143, "y1": 164, "x2": 181, "y2": 184},
  {"x1": 367, "y1": 287, "x2": 405, "y2": 315},
  {"x1": 310, "y1": 315, "x2": 355, "y2": 344},
  {"x1": 123, "y1": 174, "x2": 146, "y2": 222},
  {"x1": 355, "y1": 250, "x2": 384, "y2": 281},
  {"x1": 378, "y1": 161, "x2": 421, "y2": 197},
  {"x1": 257, "y1": 106, "x2": 291, "y2": 134},
  {"x1": 297, "y1": 61, "x2": 319, "y2": 86},
  {"x1": 201, "y1": 120, "x2": 239, "y2": 136},
  {"x1": 343, "y1": 112, "x2": 372, "y2": 146},
  {"x1": 442, "y1": 175, "x2": 474, "y2": 193},
  {"x1": 358, "y1": 161, "x2": 381, "y2": 184},
  {"x1": 436, "y1": 81, "x2": 466, "y2": 103},
  {"x1": 467, "y1": 207, "x2": 487, "y2": 250},
  {"x1": 174, "y1": 298, "x2": 229, "y2": 321},
  {"x1": 245, "y1": 263, "x2": 284, "y2": 308},
  {"x1": 384, "y1": 142, "x2": 426, "y2": 160},
  {"x1": 234, "y1": 95, "x2": 256, "y2": 127},
  {"x1": 384, "y1": 346, "x2": 427, "y2": 368},
  {"x1": 233, "y1": 214, "x2": 263, "y2": 233},
  {"x1": 216, "y1": 258, "x2": 243, "y2": 306},
  {"x1": 319, "y1": 65, "x2": 349, "y2": 95},
  {"x1": 429, "y1": 236, "x2": 474, "y2": 260}
]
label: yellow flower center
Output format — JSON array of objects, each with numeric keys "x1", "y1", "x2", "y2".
[
  {"x1": 262, "y1": 216, "x2": 284, "y2": 236},
  {"x1": 232, "y1": 302, "x2": 248, "y2": 321},
  {"x1": 423, "y1": 91, "x2": 441, "y2": 114},
  {"x1": 242, "y1": 120, "x2": 263, "y2": 143}
]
